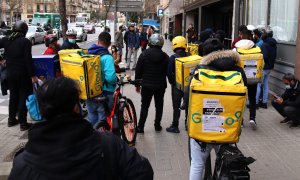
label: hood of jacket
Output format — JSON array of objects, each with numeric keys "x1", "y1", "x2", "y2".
[
  {"x1": 235, "y1": 39, "x2": 255, "y2": 50},
  {"x1": 200, "y1": 50, "x2": 241, "y2": 71},
  {"x1": 263, "y1": 37, "x2": 277, "y2": 47},
  {"x1": 88, "y1": 44, "x2": 110, "y2": 55},
  {"x1": 23, "y1": 113, "x2": 103, "y2": 179}
]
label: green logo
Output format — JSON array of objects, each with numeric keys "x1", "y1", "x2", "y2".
[
  {"x1": 90, "y1": 62, "x2": 102, "y2": 91},
  {"x1": 80, "y1": 76, "x2": 84, "y2": 81},
  {"x1": 192, "y1": 113, "x2": 202, "y2": 123}
]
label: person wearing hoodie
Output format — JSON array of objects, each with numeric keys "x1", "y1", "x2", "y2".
[
  {"x1": 234, "y1": 29, "x2": 258, "y2": 130},
  {"x1": 166, "y1": 36, "x2": 190, "y2": 133},
  {"x1": 256, "y1": 29, "x2": 277, "y2": 109},
  {"x1": 8, "y1": 77, "x2": 154, "y2": 180},
  {"x1": 189, "y1": 39, "x2": 247, "y2": 180},
  {"x1": 126, "y1": 24, "x2": 140, "y2": 70},
  {"x1": 87, "y1": 32, "x2": 117, "y2": 128},
  {"x1": 135, "y1": 34, "x2": 169, "y2": 133}
]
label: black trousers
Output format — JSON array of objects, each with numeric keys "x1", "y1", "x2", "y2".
[
  {"x1": 125, "y1": 44, "x2": 128, "y2": 62},
  {"x1": 272, "y1": 101, "x2": 300, "y2": 123},
  {"x1": 138, "y1": 87, "x2": 165, "y2": 129},
  {"x1": 247, "y1": 84, "x2": 257, "y2": 120},
  {"x1": 171, "y1": 85, "x2": 186, "y2": 127},
  {"x1": 8, "y1": 71, "x2": 32, "y2": 125}
]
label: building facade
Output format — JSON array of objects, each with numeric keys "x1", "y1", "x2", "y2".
[
  {"x1": 0, "y1": 0, "x2": 99, "y2": 25},
  {"x1": 163, "y1": 0, "x2": 300, "y2": 94}
]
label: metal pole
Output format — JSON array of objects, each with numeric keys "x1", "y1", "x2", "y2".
[{"x1": 44, "y1": 0, "x2": 46, "y2": 13}]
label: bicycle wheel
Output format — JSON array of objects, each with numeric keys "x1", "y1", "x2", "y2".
[{"x1": 119, "y1": 98, "x2": 137, "y2": 145}]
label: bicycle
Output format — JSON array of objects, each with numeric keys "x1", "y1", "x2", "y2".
[{"x1": 96, "y1": 75, "x2": 140, "y2": 146}]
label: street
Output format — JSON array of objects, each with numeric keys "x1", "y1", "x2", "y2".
[
  {"x1": 0, "y1": 34, "x2": 300, "y2": 180},
  {"x1": 31, "y1": 26, "x2": 103, "y2": 55}
]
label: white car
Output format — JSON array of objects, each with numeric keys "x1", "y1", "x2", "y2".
[
  {"x1": 71, "y1": 27, "x2": 87, "y2": 42},
  {"x1": 26, "y1": 26, "x2": 47, "y2": 45}
]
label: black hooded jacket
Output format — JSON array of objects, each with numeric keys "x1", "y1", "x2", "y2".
[
  {"x1": 135, "y1": 47, "x2": 169, "y2": 89},
  {"x1": 9, "y1": 113, "x2": 153, "y2": 180},
  {"x1": 261, "y1": 37, "x2": 277, "y2": 70}
]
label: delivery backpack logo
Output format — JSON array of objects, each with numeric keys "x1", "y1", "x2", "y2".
[
  {"x1": 90, "y1": 61, "x2": 102, "y2": 92},
  {"x1": 192, "y1": 99, "x2": 242, "y2": 133}
]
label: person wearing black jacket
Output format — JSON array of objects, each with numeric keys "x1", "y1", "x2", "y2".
[
  {"x1": 135, "y1": 34, "x2": 169, "y2": 133},
  {"x1": 60, "y1": 29, "x2": 80, "y2": 50},
  {"x1": 0, "y1": 21, "x2": 38, "y2": 131},
  {"x1": 166, "y1": 36, "x2": 190, "y2": 133},
  {"x1": 8, "y1": 77, "x2": 154, "y2": 180},
  {"x1": 272, "y1": 73, "x2": 300, "y2": 128}
]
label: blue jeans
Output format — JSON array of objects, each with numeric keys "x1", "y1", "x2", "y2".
[
  {"x1": 189, "y1": 139, "x2": 220, "y2": 180},
  {"x1": 256, "y1": 69, "x2": 271, "y2": 104},
  {"x1": 86, "y1": 91, "x2": 114, "y2": 126}
]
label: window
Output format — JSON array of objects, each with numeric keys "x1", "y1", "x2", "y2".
[
  {"x1": 248, "y1": 0, "x2": 268, "y2": 28},
  {"x1": 37, "y1": 5, "x2": 40, "y2": 12},
  {"x1": 269, "y1": 0, "x2": 299, "y2": 42},
  {"x1": 248, "y1": 0, "x2": 299, "y2": 43}
]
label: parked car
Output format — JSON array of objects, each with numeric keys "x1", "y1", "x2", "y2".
[
  {"x1": 26, "y1": 26, "x2": 47, "y2": 45},
  {"x1": 84, "y1": 24, "x2": 95, "y2": 34},
  {"x1": 0, "y1": 28, "x2": 12, "y2": 39},
  {"x1": 72, "y1": 27, "x2": 87, "y2": 42}
]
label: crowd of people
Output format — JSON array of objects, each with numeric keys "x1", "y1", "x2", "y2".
[{"x1": 0, "y1": 20, "x2": 299, "y2": 179}]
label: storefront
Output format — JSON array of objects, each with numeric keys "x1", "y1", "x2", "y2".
[
  {"x1": 247, "y1": 0, "x2": 299, "y2": 93},
  {"x1": 181, "y1": 0, "x2": 300, "y2": 94}
]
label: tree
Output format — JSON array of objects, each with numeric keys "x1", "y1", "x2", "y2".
[
  {"x1": 102, "y1": 0, "x2": 117, "y2": 29},
  {"x1": 59, "y1": 0, "x2": 68, "y2": 38},
  {"x1": 6, "y1": 0, "x2": 22, "y2": 25},
  {"x1": 143, "y1": 0, "x2": 158, "y2": 19}
]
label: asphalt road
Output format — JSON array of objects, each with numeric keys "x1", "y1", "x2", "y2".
[{"x1": 32, "y1": 27, "x2": 103, "y2": 55}]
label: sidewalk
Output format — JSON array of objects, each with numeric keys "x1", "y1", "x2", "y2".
[{"x1": 0, "y1": 39, "x2": 300, "y2": 180}]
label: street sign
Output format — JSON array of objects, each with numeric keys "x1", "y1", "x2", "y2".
[{"x1": 158, "y1": 9, "x2": 164, "y2": 17}]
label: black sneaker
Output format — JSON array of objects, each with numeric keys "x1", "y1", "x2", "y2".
[
  {"x1": 154, "y1": 125, "x2": 162, "y2": 132},
  {"x1": 289, "y1": 123, "x2": 300, "y2": 129},
  {"x1": 280, "y1": 118, "x2": 291, "y2": 124},
  {"x1": 166, "y1": 125, "x2": 180, "y2": 133},
  {"x1": 136, "y1": 127, "x2": 144, "y2": 134},
  {"x1": 20, "y1": 123, "x2": 33, "y2": 131},
  {"x1": 260, "y1": 103, "x2": 267, "y2": 109},
  {"x1": 8, "y1": 118, "x2": 19, "y2": 127}
]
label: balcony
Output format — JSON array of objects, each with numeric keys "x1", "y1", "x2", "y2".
[{"x1": 35, "y1": 0, "x2": 54, "y2": 4}]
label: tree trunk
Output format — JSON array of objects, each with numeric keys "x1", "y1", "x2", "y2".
[
  {"x1": 59, "y1": 0, "x2": 68, "y2": 39},
  {"x1": 10, "y1": 10, "x2": 13, "y2": 26}
]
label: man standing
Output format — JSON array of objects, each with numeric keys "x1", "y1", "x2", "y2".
[
  {"x1": 166, "y1": 36, "x2": 190, "y2": 133},
  {"x1": 272, "y1": 73, "x2": 300, "y2": 128},
  {"x1": 126, "y1": 24, "x2": 140, "y2": 70},
  {"x1": 186, "y1": 24, "x2": 196, "y2": 43},
  {"x1": 135, "y1": 34, "x2": 169, "y2": 133},
  {"x1": 0, "y1": 21, "x2": 38, "y2": 131},
  {"x1": 115, "y1": 25, "x2": 124, "y2": 62},
  {"x1": 87, "y1": 32, "x2": 117, "y2": 128},
  {"x1": 256, "y1": 29, "x2": 277, "y2": 109}
]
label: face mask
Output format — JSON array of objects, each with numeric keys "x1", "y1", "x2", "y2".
[
  {"x1": 68, "y1": 39, "x2": 76, "y2": 44},
  {"x1": 286, "y1": 85, "x2": 291, "y2": 89}
]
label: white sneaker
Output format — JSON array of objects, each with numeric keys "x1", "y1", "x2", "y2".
[{"x1": 249, "y1": 120, "x2": 257, "y2": 130}]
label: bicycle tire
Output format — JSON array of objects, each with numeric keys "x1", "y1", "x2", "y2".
[{"x1": 119, "y1": 98, "x2": 137, "y2": 145}]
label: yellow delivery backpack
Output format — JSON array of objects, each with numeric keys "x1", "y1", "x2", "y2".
[
  {"x1": 237, "y1": 47, "x2": 264, "y2": 84},
  {"x1": 187, "y1": 43, "x2": 199, "y2": 55},
  {"x1": 59, "y1": 50, "x2": 102, "y2": 100},
  {"x1": 175, "y1": 55, "x2": 202, "y2": 91},
  {"x1": 188, "y1": 68, "x2": 247, "y2": 143}
]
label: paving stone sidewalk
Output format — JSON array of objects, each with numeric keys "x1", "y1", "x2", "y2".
[{"x1": 1, "y1": 40, "x2": 300, "y2": 180}]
